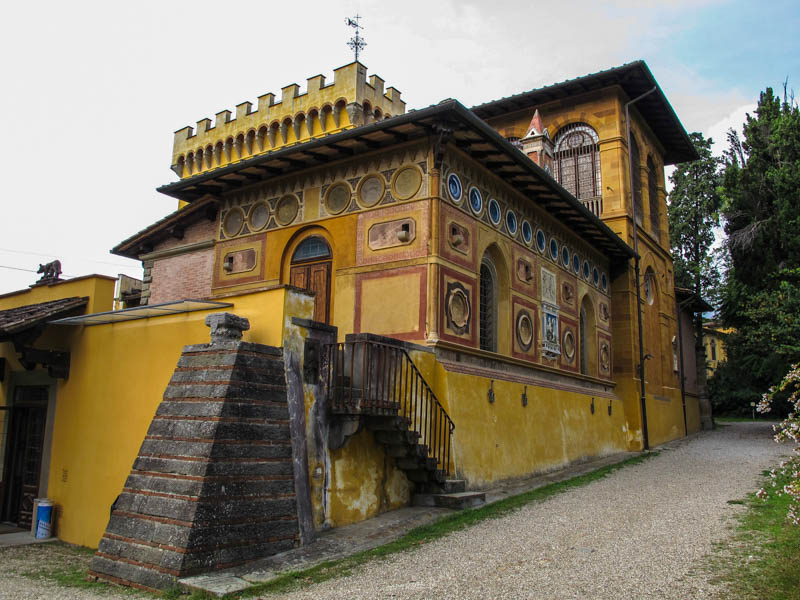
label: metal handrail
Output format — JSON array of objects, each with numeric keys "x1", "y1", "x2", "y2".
[{"x1": 326, "y1": 340, "x2": 454, "y2": 476}]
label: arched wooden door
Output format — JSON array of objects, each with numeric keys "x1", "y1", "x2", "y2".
[{"x1": 289, "y1": 236, "x2": 332, "y2": 324}]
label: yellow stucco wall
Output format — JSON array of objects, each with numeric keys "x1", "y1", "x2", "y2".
[{"x1": 43, "y1": 286, "x2": 301, "y2": 548}]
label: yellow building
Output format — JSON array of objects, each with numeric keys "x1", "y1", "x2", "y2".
[
  {"x1": 0, "y1": 60, "x2": 702, "y2": 590},
  {"x1": 703, "y1": 322, "x2": 730, "y2": 374}
]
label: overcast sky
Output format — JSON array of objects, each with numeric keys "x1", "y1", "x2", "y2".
[{"x1": 1, "y1": 0, "x2": 797, "y2": 294}]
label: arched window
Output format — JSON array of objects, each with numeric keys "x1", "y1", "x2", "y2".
[
  {"x1": 579, "y1": 295, "x2": 596, "y2": 376},
  {"x1": 630, "y1": 136, "x2": 642, "y2": 225},
  {"x1": 710, "y1": 340, "x2": 717, "y2": 361},
  {"x1": 647, "y1": 156, "x2": 660, "y2": 239},
  {"x1": 479, "y1": 256, "x2": 497, "y2": 352},
  {"x1": 553, "y1": 123, "x2": 602, "y2": 201},
  {"x1": 289, "y1": 236, "x2": 332, "y2": 324}
]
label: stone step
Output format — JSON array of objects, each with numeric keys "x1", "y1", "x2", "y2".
[
  {"x1": 418, "y1": 479, "x2": 466, "y2": 494},
  {"x1": 374, "y1": 429, "x2": 420, "y2": 446},
  {"x1": 364, "y1": 415, "x2": 411, "y2": 431},
  {"x1": 412, "y1": 490, "x2": 486, "y2": 510}
]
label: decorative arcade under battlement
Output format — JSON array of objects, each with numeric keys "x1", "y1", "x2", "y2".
[{"x1": 171, "y1": 62, "x2": 406, "y2": 180}]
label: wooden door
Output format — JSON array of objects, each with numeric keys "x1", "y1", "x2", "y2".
[
  {"x1": 1, "y1": 387, "x2": 48, "y2": 528},
  {"x1": 290, "y1": 261, "x2": 332, "y2": 324}
]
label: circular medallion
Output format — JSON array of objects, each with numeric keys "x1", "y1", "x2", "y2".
[
  {"x1": 516, "y1": 310, "x2": 534, "y2": 351},
  {"x1": 592, "y1": 266, "x2": 600, "y2": 286},
  {"x1": 468, "y1": 186, "x2": 483, "y2": 214},
  {"x1": 506, "y1": 210, "x2": 518, "y2": 235},
  {"x1": 600, "y1": 343, "x2": 610, "y2": 371},
  {"x1": 488, "y1": 198, "x2": 502, "y2": 226},
  {"x1": 222, "y1": 207, "x2": 244, "y2": 237},
  {"x1": 393, "y1": 166, "x2": 423, "y2": 201},
  {"x1": 275, "y1": 194, "x2": 300, "y2": 225},
  {"x1": 248, "y1": 201, "x2": 269, "y2": 231},
  {"x1": 583, "y1": 260, "x2": 591, "y2": 280},
  {"x1": 536, "y1": 229, "x2": 546, "y2": 253},
  {"x1": 522, "y1": 220, "x2": 533, "y2": 245},
  {"x1": 563, "y1": 330, "x2": 576, "y2": 360},
  {"x1": 447, "y1": 173, "x2": 463, "y2": 203},
  {"x1": 358, "y1": 174, "x2": 385, "y2": 207},
  {"x1": 573, "y1": 254, "x2": 580, "y2": 274},
  {"x1": 446, "y1": 287, "x2": 470, "y2": 333},
  {"x1": 601, "y1": 272, "x2": 608, "y2": 291},
  {"x1": 549, "y1": 238, "x2": 559, "y2": 261},
  {"x1": 325, "y1": 183, "x2": 351, "y2": 215},
  {"x1": 562, "y1": 246, "x2": 570, "y2": 268}
]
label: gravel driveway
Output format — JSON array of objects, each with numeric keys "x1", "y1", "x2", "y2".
[
  {"x1": 0, "y1": 421, "x2": 789, "y2": 599},
  {"x1": 275, "y1": 421, "x2": 789, "y2": 600}
]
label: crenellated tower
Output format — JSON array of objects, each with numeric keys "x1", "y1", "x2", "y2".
[{"x1": 171, "y1": 62, "x2": 405, "y2": 181}]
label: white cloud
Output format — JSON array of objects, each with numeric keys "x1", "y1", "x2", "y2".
[{"x1": 0, "y1": 0, "x2": 784, "y2": 293}]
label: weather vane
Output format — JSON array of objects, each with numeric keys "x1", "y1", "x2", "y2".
[{"x1": 345, "y1": 15, "x2": 366, "y2": 62}]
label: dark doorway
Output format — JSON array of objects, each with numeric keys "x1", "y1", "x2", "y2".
[
  {"x1": 289, "y1": 236, "x2": 332, "y2": 324},
  {"x1": 1, "y1": 386, "x2": 48, "y2": 528}
]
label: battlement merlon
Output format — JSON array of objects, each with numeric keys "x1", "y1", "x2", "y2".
[{"x1": 170, "y1": 62, "x2": 407, "y2": 177}]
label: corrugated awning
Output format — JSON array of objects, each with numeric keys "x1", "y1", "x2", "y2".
[{"x1": 50, "y1": 299, "x2": 233, "y2": 326}]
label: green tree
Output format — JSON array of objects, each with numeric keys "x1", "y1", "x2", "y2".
[
  {"x1": 713, "y1": 86, "x2": 800, "y2": 414},
  {"x1": 668, "y1": 132, "x2": 723, "y2": 297},
  {"x1": 667, "y1": 132, "x2": 722, "y2": 426}
]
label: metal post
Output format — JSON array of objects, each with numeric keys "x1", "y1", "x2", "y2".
[{"x1": 625, "y1": 86, "x2": 657, "y2": 451}]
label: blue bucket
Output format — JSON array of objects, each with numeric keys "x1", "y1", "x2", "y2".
[{"x1": 35, "y1": 500, "x2": 53, "y2": 539}]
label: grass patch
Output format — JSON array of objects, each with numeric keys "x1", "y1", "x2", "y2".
[
  {"x1": 233, "y1": 452, "x2": 656, "y2": 598},
  {"x1": 709, "y1": 468, "x2": 800, "y2": 599},
  {"x1": 11, "y1": 542, "x2": 144, "y2": 596}
]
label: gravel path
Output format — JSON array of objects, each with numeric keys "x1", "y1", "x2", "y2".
[
  {"x1": 274, "y1": 421, "x2": 789, "y2": 600},
  {"x1": 0, "y1": 422, "x2": 789, "y2": 599}
]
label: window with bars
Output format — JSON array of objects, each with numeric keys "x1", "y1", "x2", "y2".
[
  {"x1": 630, "y1": 136, "x2": 643, "y2": 226},
  {"x1": 479, "y1": 259, "x2": 497, "y2": 353},
  {"x1": 647, "y1": 156, "x2": 660, "y2": 240},
  {"x1": 553, "y1": 123, "x2": 602, "y2": 201}
]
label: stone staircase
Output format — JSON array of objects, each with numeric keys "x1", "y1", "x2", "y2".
[{"x1": 327, "y1": 337, "x2": 485, "y2": 510}]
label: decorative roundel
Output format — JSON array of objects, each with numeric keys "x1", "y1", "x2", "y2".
[
  {"x1": 392, "y1": 166, "x2": 422, "y2": 200},
  {"x1": 447, "y1": 173, "x2": 463, "y2": 203},
  {"x1": 561, "y1": 246, "x2": 570, "y2": 268},
  {"x1": 325, "y1": 183, "x2": 351, "y2": 215},
  {"x1": 506, "y1": 210, "x2": 518, "y2": 235},
  {"x1": 563, "y1": 330, "x2": 576, "y2": 361},
  {"x1": 583, "y1": 260, "x2": 591, "y2": 280},
  {"x1": 521, "y1": 220, "x2": 533, "y2": 245},
  {"x1": 248, "y1": 201, "x2": 269, "y2": 231},
  {"x1": 358, "y1": 174, "x2": 385, "y2": 207},
  {"x1": 488, "y1": 198, "x2": 502, "y2": 226},
  {"x1": 536, "y1": 229, "x2": 546, "y2": 253},
  {"x1": 222, "y1": 207, "x2": 245, "y2": 238},
  {"x1": 276, "y1": 194, "x2": 300, "y2": 225},
  {"x1": 549, "y1": 238, "x2": 559, "y2": 261},
  {"x1": 572, "y1": 254, "x2": 580, "y2": 274},
  {"x1": 516, "y1": 310, "x2": 534, "y2": 351},
  {"x1": 592, "y1": 266, "x2": 600, "y2": 286},
  {"x1": 601, "y1": 272, "x2": 608, "y2": 291},
  {"x1": 468, "y1": 186, "x2": 483, "y2": 214}
]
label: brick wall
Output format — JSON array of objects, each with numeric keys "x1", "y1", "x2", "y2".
[{"x1": 148, "y1": 220, "x2": 216, "y2": 304}]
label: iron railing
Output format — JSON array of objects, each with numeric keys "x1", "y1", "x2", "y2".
[{"x1": 326, "y1": 340, "x2": 454, "y2": 475}]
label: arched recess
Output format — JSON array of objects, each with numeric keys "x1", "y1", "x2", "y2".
[
  {"x1": 647, "y1": 156, "x2": 660, "y2": 241},
  {"x1": 630, "y1": 133, "x2": 643, "y2": 226},
  {"x1": 579, "y1": 294, "x2": 597, "y2": 376},
  {"x1": 642, "y1": 265, "x2": 663, "y2": 389},
  {"x1": 478, "y1": 244, "x2": 509, "y2": 353},
  {"x1": 552, "y1": 123, "x2": 602, "y2": 201},
  {"x1": 282, "y1": 228, "x2": 335, "y2": 324}
]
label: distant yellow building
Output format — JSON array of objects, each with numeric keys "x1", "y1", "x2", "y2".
[
  {"x1": 703, "y1": 322, "x2": 731, "y2": 374},
  {"x1": 0, "y1": 60, "x2": 703, "y2": 591}
]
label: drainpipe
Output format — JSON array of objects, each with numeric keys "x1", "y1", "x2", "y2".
[{"x1": 625, "y1": 86, "x2": 657, "y2": 451}]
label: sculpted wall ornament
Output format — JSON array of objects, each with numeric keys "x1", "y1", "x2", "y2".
[{"x1": 445, "y1": 281, "x2": 471, "y2": 335}]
